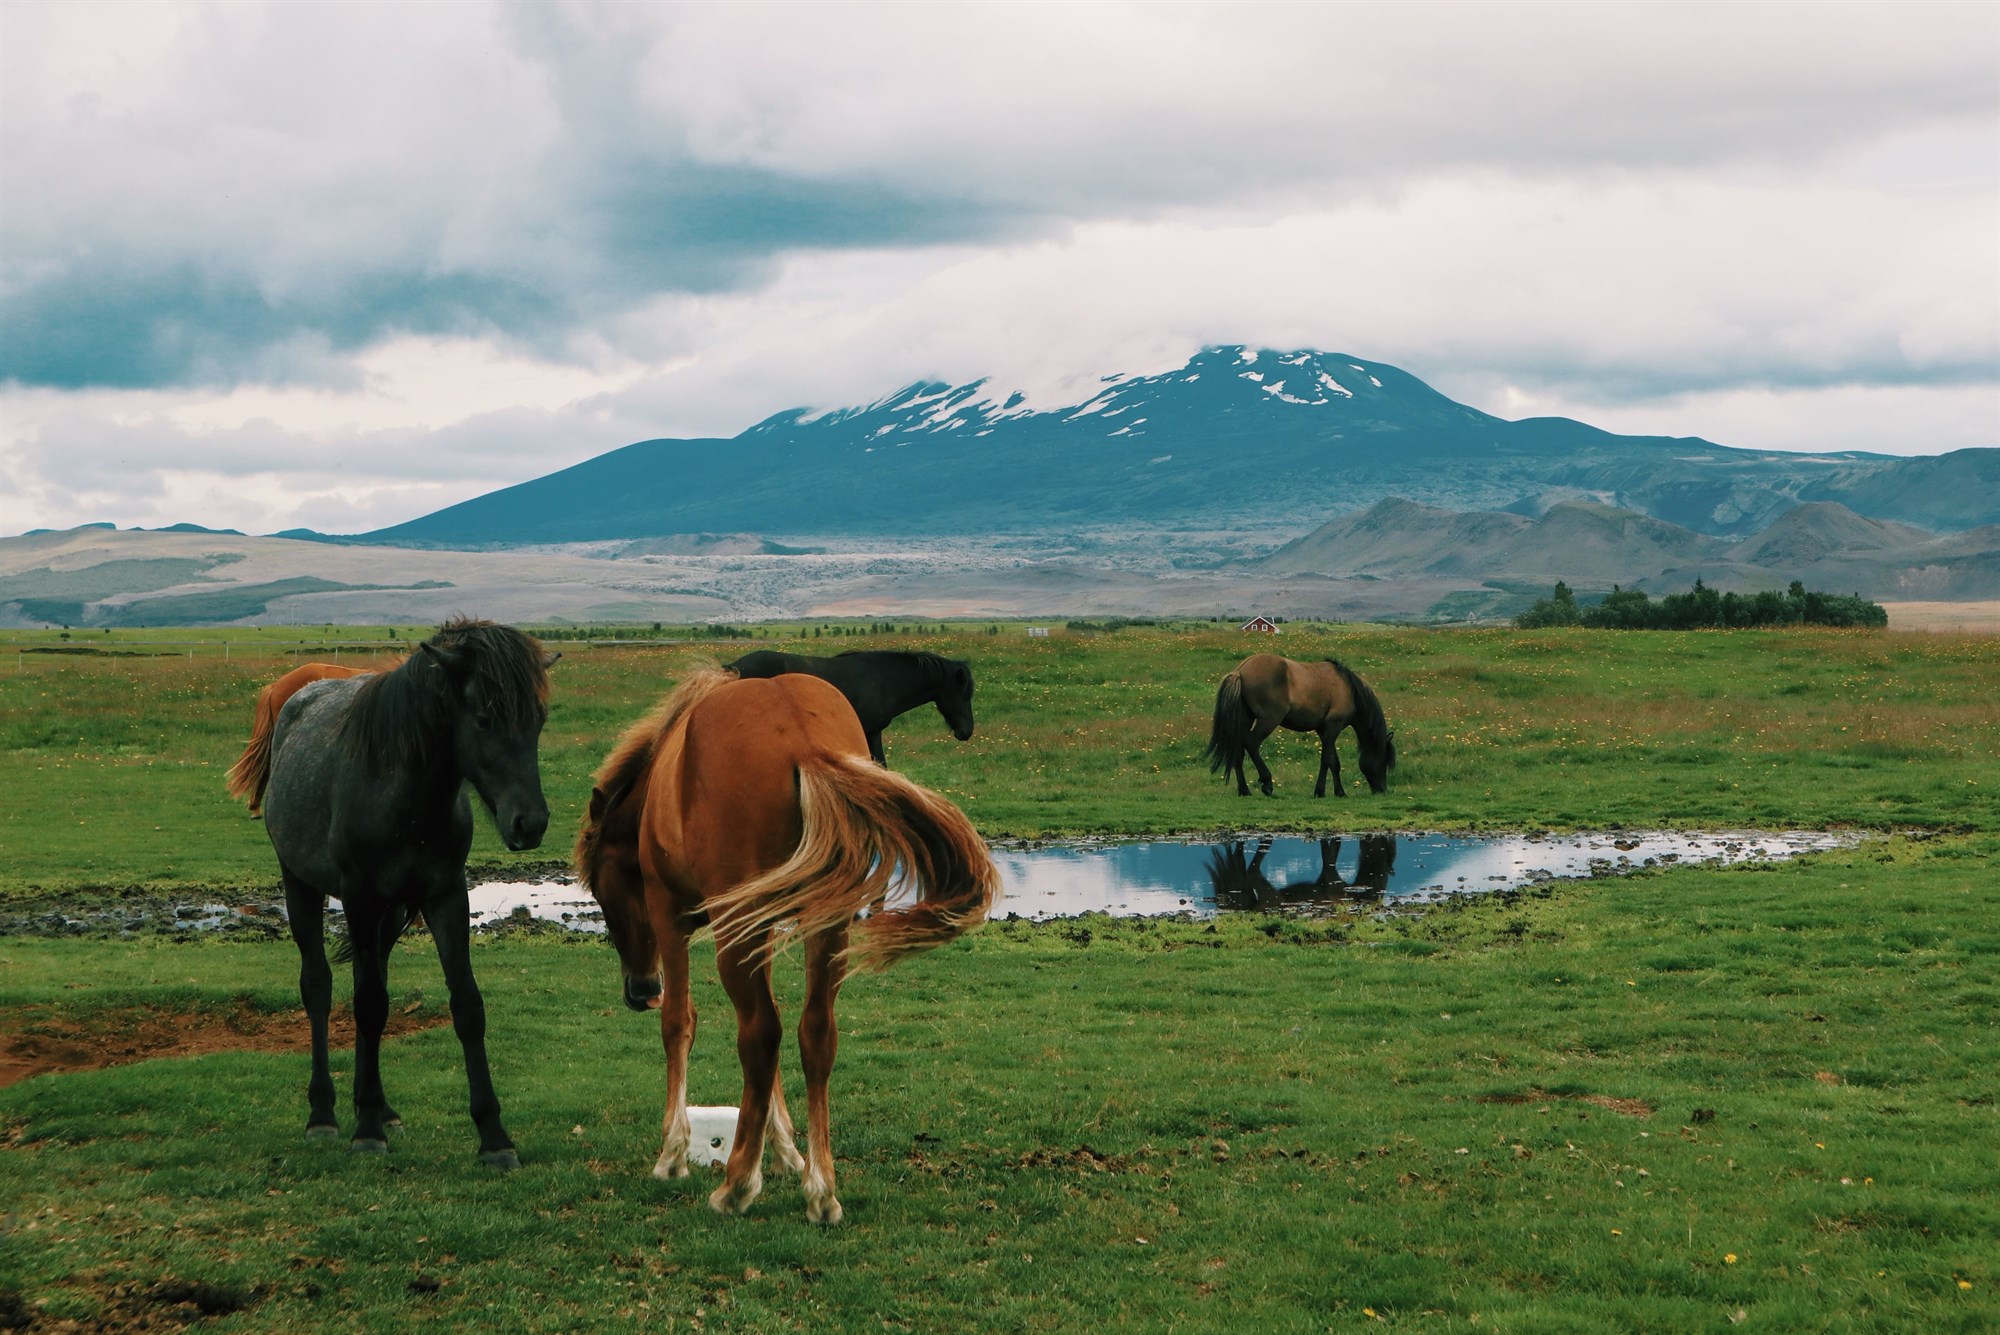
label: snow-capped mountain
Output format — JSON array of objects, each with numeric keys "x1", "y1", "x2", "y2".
[{"x1": 359, "y1": 346, "x2": 1994, "y2": 547}]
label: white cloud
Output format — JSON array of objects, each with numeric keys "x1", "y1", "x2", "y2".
[{"x1": 0, "y1": 0, "x2": 1993, "y2": 535}]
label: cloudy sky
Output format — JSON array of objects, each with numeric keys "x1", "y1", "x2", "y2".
[{"x1": 2, "y1": 1, "x2": 1995, "y2": 537}]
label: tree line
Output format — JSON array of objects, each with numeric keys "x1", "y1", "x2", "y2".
[{"x1": 1516, "y1": 579, "x2": 1888, "y2": 630}]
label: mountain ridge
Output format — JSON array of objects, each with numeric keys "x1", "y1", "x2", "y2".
[{"x1": 352, "y1": 346, "x2": 1994, "y2": 548}]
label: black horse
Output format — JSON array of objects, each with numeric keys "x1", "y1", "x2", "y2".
[
  {"x1": 251, "y1": 618, "x2": 558, "y2": 1167},
  {"x1": 727, "y1": 649, "x2": 976, "y2": 765}
]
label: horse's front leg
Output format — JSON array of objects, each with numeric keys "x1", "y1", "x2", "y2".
[
  {"x1": 798, "y1": 925, "x2": 849, "y2": 1224},
  {"x1": 710, "y1": 936, "x2": 783, "y2": 1216},
  {"x1": 425, "y1": 880, "x2": 517, "y2": 1167},
  {"x1": 1316, "y1": 727, "x2": 1345, "y2": 798},
  {"x1": 282, "y1": 870, "x2": 338, "y2": 1139},
  {"x1": 652, "y1": 918, "x2": 697, "y2": 1180},
  {"x1": 1327, "y1": 727, "x2": 1348, "y2": 798}
]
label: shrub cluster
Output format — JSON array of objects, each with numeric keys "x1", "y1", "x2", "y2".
[{"x1": 1516, "y1": 579, "x2": 1887, "y2": 630}]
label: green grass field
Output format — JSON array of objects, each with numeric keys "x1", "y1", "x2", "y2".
[{"x1": 2, "y1": 625, "x2": 1996, "y2": 1331}]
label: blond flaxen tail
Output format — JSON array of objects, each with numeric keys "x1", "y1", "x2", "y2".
[{"x1": 707, "y1": 753, "x2": 1000, "y2": 972}]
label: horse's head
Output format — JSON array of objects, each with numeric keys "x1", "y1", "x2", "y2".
[
  {"x1": 1360, "y1": 730, "x2": 1398, "y2": 795},
  {"x1": 933, "y1": 657, "x2": 976, "y2": 742},
  {"x1": 420, "y1": 621, "x2": 558, "y2": 852},
  {"x1": 577, "y1": 781, "x2": 662, "y2": 1012}
]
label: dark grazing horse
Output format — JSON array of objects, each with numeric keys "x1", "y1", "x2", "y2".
[
  {"x1": 1205, "y1": 653, "x2": 1396, "y2": 798},
  {"x1": 244, "y1": 618, "x2": 558, "y2": 1167},
  {"x1": 726, "y1": 649, "x2": 975, "y2": 765},
  {"x1": 576, "y1": 670, "x2": 998, "y2": 1222}
]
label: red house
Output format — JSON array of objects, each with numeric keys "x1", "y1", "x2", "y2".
[{"x1": 1239, "y1": 616, "x2": 1280, "y2": 634}]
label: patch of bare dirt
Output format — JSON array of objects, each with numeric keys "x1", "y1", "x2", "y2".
[
  {"x1": 0, "y1": 1277, "x2": 262, "y2": 1333},
  {"x1": 1475, "y1": 1088, "x2": 1656, "y2": 1118},
  {"x1": 0, "y1": 1000, "x2": 449, "y2": 1089}
]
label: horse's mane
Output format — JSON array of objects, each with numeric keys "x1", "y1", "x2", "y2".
[
  {"x1": 574, "y1": 667, "x2": 736, "y2": 880},
  {"x1": 338, "y1": 618, "x2": 550, "y2": 775},
  {"x1": 832, "y1": 649, "x2": 959, "y2": 679},
  {"x1": 1327, "y1": 659, "x2": 1396, "y2": 771}
]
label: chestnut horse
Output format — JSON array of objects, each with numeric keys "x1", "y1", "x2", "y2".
[
  {"x1": 576, "y1": 669, "x2": 998, "y2": 1223},
  {"x1": 226, "y1": 660, "x2": 398, "y2": 816},
  {"x1": 1205, "y1": 653, "x2": 1396, "y2": 797}
]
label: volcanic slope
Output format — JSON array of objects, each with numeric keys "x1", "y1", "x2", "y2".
[{"x1": 356, "y1": 347, "x2": 1996, "y2": 547}]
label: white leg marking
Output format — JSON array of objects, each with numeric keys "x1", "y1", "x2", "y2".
[
  {"x1": 708, "y1": 1166, "x2": 763, "y2": 1216},
  {"x1": 802, "y1": 1168, "x2": 843, "y2": 1225},
  {"x1": 653, "y1": 1069, "x2": 690, "y2": 1180},
  {"x1": 765, "y1": 1093, "x2": 806, "y2": 1175}
]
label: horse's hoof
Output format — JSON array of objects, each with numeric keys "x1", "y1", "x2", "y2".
[
  {"x1": 652, "y1": 1158, "x2": 690, "y2": 1181},
  {"x1": 709, "y1": 1176, "x2": 761, "y2": 1216},
  {"x1": 305, "y1": 1124, "x2": 340, "y2": 1140},
  {"x1": 805, "y1": 1195, "x2": 844, "y2": 1226},
  {"x1": 479, "y1": 1148, "x2": 521, "y2": 1171},
  {"x1": 350, "y1": 1138, "x2": 390, "y2": 1155}
]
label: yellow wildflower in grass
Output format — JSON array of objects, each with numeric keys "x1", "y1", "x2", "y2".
[{"x1": 1725, "y1": 1254, "x2": 1738, "y2": 1265}]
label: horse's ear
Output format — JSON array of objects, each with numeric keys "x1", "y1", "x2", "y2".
[
  {"x1": 418, "y1": 640, "x2": 470, "y2": 676},
  {"x1": 587, "y1": 786, "x2": 607, "y2": 823},
  {"x1": 542, "y1": 649, "x2": 563, "y2": 669},
  {"x1": 954, "y1": 663, "x2": 973, "y2": 694}
]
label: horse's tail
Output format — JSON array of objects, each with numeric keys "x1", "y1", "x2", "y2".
[
  {"x1": 227, "y1": 663, "x2": 387, "y2": 815},
  {"x1": 330, "y1": 903, "x2": 424, "y2": 965},
  {"x1": 224, "y1": 702, "x2": 277, "y2": 813},
  {"x1": 1331, "y1": 660, "x2": 1397, "y2": 788},
  {"x1": 707, "y1": 753, "x2": 1000, "y2": 973},
  {"x1": 1204, "y1": 672, "x2": 1250, "y2": 775}
]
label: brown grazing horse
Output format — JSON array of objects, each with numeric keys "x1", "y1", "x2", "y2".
[
  {"x1": 576, "y1": 669, "x2": 999, "y2": 1223},
  {"x1": 226, "y1": 661, "x2": 397, "y2": 815},
  {"x1": 1205, "y1": 652, "x2": 1396, "y2": 797}
]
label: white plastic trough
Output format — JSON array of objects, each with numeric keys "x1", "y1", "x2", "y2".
[{"x1": 687, "y1": 1105, "x2": 739, "y2": 1169}]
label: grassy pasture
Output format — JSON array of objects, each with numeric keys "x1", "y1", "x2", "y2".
[
  {"x1": 0, "y1": 624, "x2": 1994, "y2": 891},
  {"x1": 1, "y1": 624, "x2": 1997, "y2": 1331}
]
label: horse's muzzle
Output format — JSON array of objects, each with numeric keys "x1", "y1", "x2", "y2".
[
  {"x1": 502, "y1": 806, "x2": 550, "y2": 852},
  {"x1": 953, "y1": 725, "x2": 974, "y2": 741},
  {"x1": 623, "y1": 973, "x2": 663, "y2": 1012}
]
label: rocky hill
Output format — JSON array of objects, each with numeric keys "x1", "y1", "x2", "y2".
[{"x1": 1261, "y1": 498, "x2": 2000, "y2": 600}]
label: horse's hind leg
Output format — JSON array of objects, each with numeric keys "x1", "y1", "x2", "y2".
[
  {"x1": 283, "y1": 870, "x2": 337, "y2": 1139},
  {"x1": 1245, "y1": 717, "x2": 1279, "y2": 797},
  {"x1": 711, "y1": 937, "x2": 783, "y2": 1216},
  {"x1": 426, "y1": 880, "x2": 517, "y2": 1167},
  {"x1": 798, "y1": 925, "x2": 849, "y2": 1224},
  {"x1": 342, "y1": 899, "x2": 395, "y2": 1153},
  {"x1": 764, "y1": 1071, "x2": 807, "y2": 1177},
  {"x1": 652, "y1": 918, "x2": 697, "y2": 1180}
]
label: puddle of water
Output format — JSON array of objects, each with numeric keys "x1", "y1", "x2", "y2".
[
  {"x1": 461, "y1": 829, "x2": 1856, "y2": 929},
  {"x1": 0, "y1": 831, "x2": 1854, "y2": 938}
]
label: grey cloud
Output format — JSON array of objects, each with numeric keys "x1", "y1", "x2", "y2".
[{"x1": 6, "y1": 2, "x2": 1993, "y2": 393}]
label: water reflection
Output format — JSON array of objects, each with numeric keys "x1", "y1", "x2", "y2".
[
  {"x1": 1204, "y1": 835, "x2": 1398, "y2": 912},
  {"x1": 452, "y1": 828, "x2": 1856, "y2": 930}
]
